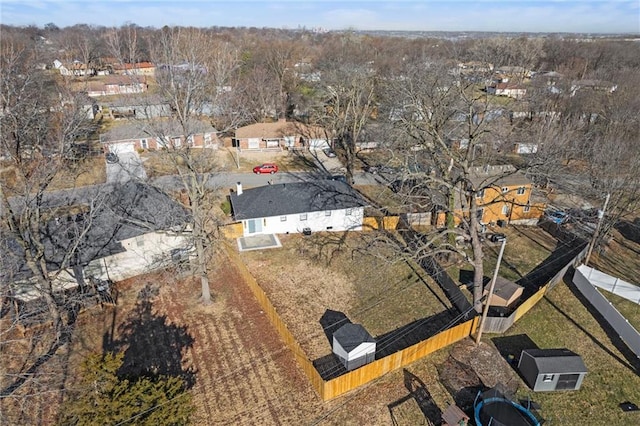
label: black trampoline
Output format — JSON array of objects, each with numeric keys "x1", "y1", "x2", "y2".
[{"x1": 474, "y1": 387, "x2": 541, "y2": 426}]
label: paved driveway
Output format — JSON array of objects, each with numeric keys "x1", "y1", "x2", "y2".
[{"x1": 106, "y1": 152, "x2": 147, "y2": 184}]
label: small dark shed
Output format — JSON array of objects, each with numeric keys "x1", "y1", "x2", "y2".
[
  {"x1": 517, "y1": 348, "x2": 588, "y2": 392},
  {"x1": 332, "y1": 323, "x2": 376, "y2": 371}
]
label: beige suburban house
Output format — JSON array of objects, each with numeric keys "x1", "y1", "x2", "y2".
[{"x1": 231, "y1": 119, "x2": 330, "y2": 151}]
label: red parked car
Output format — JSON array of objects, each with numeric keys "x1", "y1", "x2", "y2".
[{"x1": 253, "y1": 163, "x2": 278, "y2": 174}]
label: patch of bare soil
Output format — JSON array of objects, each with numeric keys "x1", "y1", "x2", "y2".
[
  {"x1": 121, "y1": 265, "x2": 326, "y2": 426},
  {"x1": 437, "y1": 338, "x2": 521, "y2": 411},
  {"x1": 4, "y1": 251, "x2": 486, "y2": 425}
]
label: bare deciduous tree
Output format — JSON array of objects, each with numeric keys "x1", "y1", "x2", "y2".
[{"x1": 0, "y1": 29, "x2": 105, "y2": 404}]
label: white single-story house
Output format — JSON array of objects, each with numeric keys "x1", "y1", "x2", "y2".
[
  {"x1": 332, "y1": 323, "x2": 376, "y2": 371},
  {"x1": 513, "y1": 142, "x2": 539, "y2": 154},
  {"x1": 77, "y1": 75, "x2": 148, "y2": 97},
  {"x1": 5, "y1": 182, "x2": 192, "y2": 306},
  {"x1": 229, "y1": 180, "x2": 367, "y2": 237},
  {"x1": 53, "y1": 59, "x2": 96, "y2": 77},
  {"x1": 486, "y1": 82, "x2": 527, "y2": 99}
]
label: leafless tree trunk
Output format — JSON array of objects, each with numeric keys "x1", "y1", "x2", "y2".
[{"x1": 138, "y1": 27, "x2": 241, "y2": 305}]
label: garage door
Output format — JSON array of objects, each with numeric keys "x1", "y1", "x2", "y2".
[
  {"x1": 308, "y1": 139, "x2": 329, "y2": 150},
  {"x1": 248, "y1": 138, "x2": 260, "y2": 149},
  {"x1": 109, "y1": 143, "x2": 135, "y2": 154}
]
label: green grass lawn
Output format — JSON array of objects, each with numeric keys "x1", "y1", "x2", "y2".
[
  {"x1": 447, "y1": 225, "x2": 557, "y2": 293},
  {"x1": 490, "y1": 279, "x2": 640, "y2": 426},
  {"x1": 598, "y1": 289, "x2": 640, "y2": 331}
]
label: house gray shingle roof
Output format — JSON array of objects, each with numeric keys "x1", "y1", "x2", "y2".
[
  {"x1": 522, "y1": 348, "x2": 588, "y2": 374},
  {"x1": 102, "y1": 119, "x2": 216, "y2": 142},
  {"x1": 3, "y1": 182, "x2": 190, "y2": 282},
  {"x1": 229, "y1": 180, "x2": 368, "y2": 220},
  {"x1": 468, "y1": 164, "x2": 532, "y2": 188}
]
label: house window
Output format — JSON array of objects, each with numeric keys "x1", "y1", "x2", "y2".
[
  {"x1": 141, "y1": 139, "x2": 148, "y2": 149},
  {"x1": 524, "y1": 203, "x2": 531, "y2": 213},
  {"x1": 280, "y1": 216, "x2": 287, "y2": 222},
  {"x1": 187, "y1": 135, "x2": 194, "y2": 147},
  {"x1": 517, "y1": 186, "x2": 526, "y2": 195},
  {"x1": 325, "y1": 210, "x2": 332, "y2": 216},
  {"x1": 502, "y1": 187, "x2": 509, "y2": 193},
  {"x1": 476, "y1": 208, "x2": 484, "y2": 222},
  {"x1": 346, "y1": 208, "x2": 353, "y2": 216},
  {"x1": 502, "y1": 205, "x2": 510, "y2": 216},
  {"x1": 173, "y1": 137, "x2": 182, "y2": 147},
  {"x1": 542, "y1": 374, "x2": 554, "y2": 382},
  {"x1": 300, "y1": 213, "x2": 307, "y2": 221},
  {"x1": 476, "y1": 189, "x2": 485, "y2": 198}
]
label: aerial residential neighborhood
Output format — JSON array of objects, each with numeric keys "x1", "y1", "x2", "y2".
[{"x1": 1, "y1": 2, "x2": 639, "y2": 425}]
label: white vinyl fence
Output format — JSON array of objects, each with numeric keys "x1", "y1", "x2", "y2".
[{"x1": 572, "y1": 265, "x2": 640, "y2": 359}]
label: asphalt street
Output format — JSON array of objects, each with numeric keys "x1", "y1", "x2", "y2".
[{"x1": 5, "y1": 165, "x2": 384, "y2": 213}]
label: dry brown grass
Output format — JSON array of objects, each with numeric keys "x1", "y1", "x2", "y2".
[
  {"x1": 0, "y1": 157, "x2": 106, "y2": 193},
  {"x1": 240, "y1": 232, "x2": 453, "y2": 360},
  {"x1": 49, "y1": 157, "x2": 106, "y2": 189}
]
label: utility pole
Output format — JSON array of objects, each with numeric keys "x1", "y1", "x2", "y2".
[
  {"x1": 584, "y1": 192, "x2": 611, "y2": 266},
  {"x1": 475, "y1": 237, "x2": 507, "y2": 345}
]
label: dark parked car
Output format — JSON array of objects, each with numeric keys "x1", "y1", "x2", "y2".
[
  {"x1": 323, "y1": 148, "x2": 337, "y2": 158},
  {"x1": 329, "y1": 174, "x2": 348, "y2": 184},
  {"x1": 364, "y1": 164, "x2": 397, "y2": 174},
  {"x1": 253, "y1": 163, "x2": 278, "y2": 174},
  {"x1": 489, "y1": 233, "x2": 507, "y2": 243},
  {"x1": 105, "y1": 152, "x2": 119, "y2": 164}
]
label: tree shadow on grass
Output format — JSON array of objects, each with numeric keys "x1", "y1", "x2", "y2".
[
  {"x1": 516, "y1": 239, "x2": 587, "y2": 299},
  {"x1": 559, "y1": 272, "x2": 640, "y2": 376},
  {"x1": 388, "y1": 369, "x2": 443, "y2": 425},
  {"x1": 103, "y1": 283, "x2": 196, "y2": 388}
]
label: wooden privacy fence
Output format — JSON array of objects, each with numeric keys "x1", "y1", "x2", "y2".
[
  {"x1": 482, "y1": 244, "x2": 588, "y2": 334},
  {"x1": 224, "y1": 242, "x2": 325, "y2": 397},
  {"x1": 224, "y1": 242, "x2": 478, "y2": 401},
  {"x1": 362, "y1": 216, "x2": 400, "y2": 231},
  {"x1": 323, "y1": 316, "x2": 478, "y2": 400}
]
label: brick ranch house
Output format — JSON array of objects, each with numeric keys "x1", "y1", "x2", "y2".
[
  {"x1": 230, "y1": 119, "x2": 330, "y2": 151},
  {"x1": 100, "y1": 119, "x2": 220, "y2": 154},
  {"x1": 111, "y1": 61, "x2": 156, "y2": 77},
  {"x1": 486, "y1": 82, "x2": 527, "y2": 99},
  {"x1": 74, "y1": 75, "x2": 148, "y2": 98}
]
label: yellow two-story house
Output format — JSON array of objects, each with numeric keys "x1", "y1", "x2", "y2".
[{"x1": 434, "y1": 164, "x2": 546, "y2": 228}]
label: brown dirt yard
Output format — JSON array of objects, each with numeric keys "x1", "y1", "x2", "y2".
[{"x1": 3, "y1": 247, "x2": 473, "y2": 426}]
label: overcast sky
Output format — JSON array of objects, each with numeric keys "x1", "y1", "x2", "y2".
[{"x1": 1, "y1": 1, "x2": 639, "y2": 34}]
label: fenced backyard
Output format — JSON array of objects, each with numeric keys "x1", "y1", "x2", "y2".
[{"x1": 225, "y1": 221, "x2": 593, "y2": 401}]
